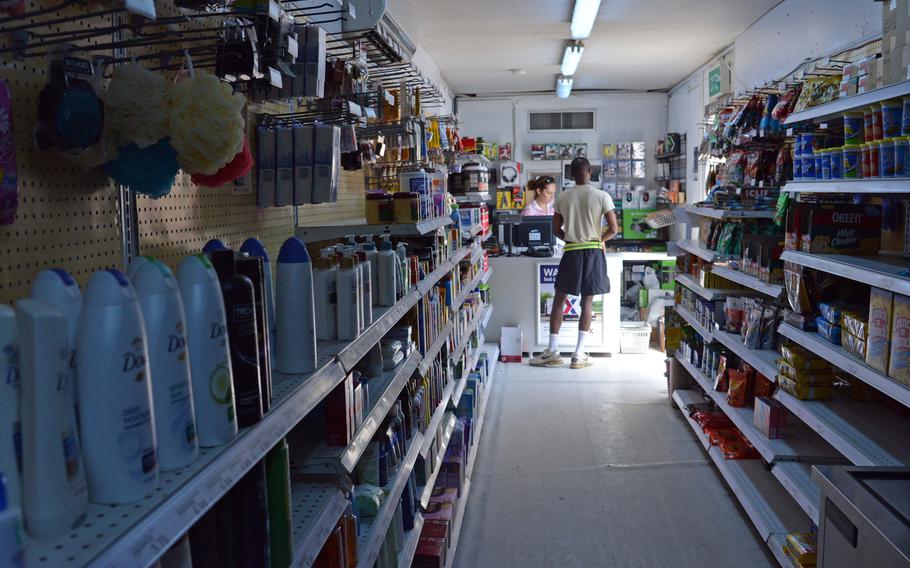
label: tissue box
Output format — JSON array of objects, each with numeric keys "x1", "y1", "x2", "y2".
[
  {"x1": 753, "y1": 396, "x2": 788, "y2": 439},
  {"x1": 500, "y1": 326, "x2": 522, "y2": 362}
]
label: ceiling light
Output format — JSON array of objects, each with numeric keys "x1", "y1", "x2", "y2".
[
  {"x1": 570, "y1": 0, "x2": 602, "y2": 40},
  {"x1": 561, "y1": 42, "x2": 584, "y2": 76},
  {"x1": 556, "y1": 75, "x2": 573, "y2": 99}
]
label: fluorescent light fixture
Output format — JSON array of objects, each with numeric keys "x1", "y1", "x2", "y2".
[
  {"x1": 561, "y1": 42, "x2": 584, "y2": 76},
  {"x1": 570, "y1": 0, "x2": 602, "y2": 40},
  {"x1": 556, "y1": 75, "x2": 573, "y2": 99}
]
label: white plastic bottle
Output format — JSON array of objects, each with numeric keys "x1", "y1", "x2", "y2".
[
  {"x1": 0, "y1": 307, "x2": 19, "y2": 509},
  {"x1": 176, "y1": 255, "x2": 237, "y2": 448},
  {"x1": 77, "y1": 269, "x2": 158, "y2": 504},
  {"x1": 359, "y1": 240, "x2": 379, "y2": 305},
  {"x1": 345, "y1": 246, "x2": 369, "y2": 330},
  {"x1": 0, "y1": 474, "x2": 25, "y2": 568},
  {"x1": 348, "y1": 250, "x2": 365, "y2": 331},
  {"x1": 355, "y1": 247, "x2": 374, "y2": 327},
  {"x1": 396, "y1": 242, "x2": 409, "y2": 294},
  {"x1": 240, "y1": 238, "x2": 277, "y2": 349},
  {"x1": 126, "y1": 255, "x2": 153, "y2": 281},
  {"x1": 133, "y1": 260, "x2": 199, "y2": 471},
  {"x1": 336, "y1": 253, "x2": 362, "y2": 341},
  {"x1": 16, "y1": 299, "x2": 88, "y2": 537},
  {"x1": 29, "y1": 268, "x2": 82, "y2": 436},
  {"x1": 377, "y1": 236, "x2": 398, "y2": 307},
  {"x1": 313, "y1": 249, "x2": 338, "y2": 341},
  {"x1": 276, "y1": 237, "x2": 317, "y2": 374}
]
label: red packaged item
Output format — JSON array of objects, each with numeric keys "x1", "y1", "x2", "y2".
[
  {"x1": 753, "y1": 373, "x2": 776, "y2": 398},
  {"x1": 754, "y1": 396, "x2": 788, "y2": 439},
  {"x1": 414, "y1": 537, "x2": 446, "y2": 568},
  {"x1": 325, "y1": 374, "x2": 353, "y2": 446},
  {"x1": 721, "y1": 437, "x2": 760, "y2": 460},
  {"x1": 714, "y1": 355, "x2": 729, "y2": 392},
  {"x1": 727, "y1": 369, "x2": 750, "y2": 407},
  {"x1": 421, "y1": 519, "x2": 451, "y2": 550}
]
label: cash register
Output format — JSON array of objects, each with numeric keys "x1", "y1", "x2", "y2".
[{"x1": 512, "y1": 216, "x2": 555, "y2": 257}]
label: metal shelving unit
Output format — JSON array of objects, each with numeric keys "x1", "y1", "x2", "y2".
[
  {"x1": 675, "y1": 273, "x2": 745, "y2": 300},
  {"x1": 685, "y1": 205, "x2": 776, "y2": 220},
  {"x1": 674, "y1": 304, "x2": 716, "y2": 343},
  {"x1": 783, "y1": 179, "x2": 910, "y2": 194},
  {"x1": 712, "y1": 329, "x2": 779, "y2": 380},
  {"x1": 770, "y1": 462, "x2": 820, "y2": 525},
  {"x1": 780, "y1": 250, "x2": 910, "y2": 297},
  {"x1": 676, "y1": 239, "x2": 736, "y2": 262},
  {"x1": 291, "y1": 484, "x2": 350, "y2": 568},
  {"x1": 296, "y1": 214, "x2": 454, "y2": 242},
  {"x1": 672, "y1": 389, "x2": 713, "y2": 450},
  {"x1": 397, "y1": 514, "x2": 425, "y2": 568},
  {"x1": 453, "y1": 192, "x2": 491, "y2": 203},
  {"x1": 418, "y1": 413, "x2": 457, "y2": 508},
  {"x1": 466, "y1": 345, "x2": 499, "y2": 477},
  {"x1": 783, "y1": 78, "x2": 910, "y2": 124},
  {"x1": 779, "y1": 323, "x2": 910, "y2": 408},
  {"x1": 418, "y1": 320, "x2": 455, "y2": 376},
  {"x1": 710, "y1": 266, "x2": 784, "y2": 298}
]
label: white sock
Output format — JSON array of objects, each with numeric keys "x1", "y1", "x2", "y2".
[
  {"x1": 548, "y1": 334, "x2": 559, "y2": 352},
  {"x1": 575, "y1": 329, "x2": 589, "y2": 356}
]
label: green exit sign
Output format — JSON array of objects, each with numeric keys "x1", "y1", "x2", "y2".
[{"x1": 708, "y1": 65, "x2": 722, "y2": 98}]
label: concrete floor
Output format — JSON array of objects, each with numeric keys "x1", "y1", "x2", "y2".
[{"x1": 454, "y1": 351, "x2": 773, "y2": 568}]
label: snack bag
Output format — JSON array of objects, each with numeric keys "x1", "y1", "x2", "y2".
[
  {"x1": 778, "y1": 361, "x2": 834, "y2": 386},
  {"x1": 779, "y1": 375, "x2": 832, "y2": 400},
  {"x1": 727, "y1": 369, "x2": 750, "y2": 407},
  {"x1": 842, "y1": 330, "x2": 867, "y2": 359},
  {"x1": 888, "y1": 294, "x2": 910, "y2": 387},
  {"x1": 816, "y1": 316, "x2": 842, "y2": 345},
  {"x1": 780, "y1": 343, "x2": 829, "y2": 371},
  {"x1": 867, "y1": 288, "x2": 894, "y2": 374}
]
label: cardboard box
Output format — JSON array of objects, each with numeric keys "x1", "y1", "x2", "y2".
[
  {"x1": 753, "y1": 396, "x2": 788, "y2": 439},
  {"x1": 868, "y1": 288, "x2": 895, "y2": 374},
  {"x1": 799, "y1": 204, "x2": 882, "y2": 255},
  {"x1": 500, "y1": 326, "x2": 522, "y2": 362},
  {"x1": 888, "y1": 294, "x2": 910, "y2": 386}
]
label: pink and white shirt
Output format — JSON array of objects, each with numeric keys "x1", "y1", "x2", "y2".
[{"x1": 522, "y1": 199, "x2": 554, "y2": 216}]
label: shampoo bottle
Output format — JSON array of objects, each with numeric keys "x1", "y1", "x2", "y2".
[
  {"x1": 29, "y1": 268, "x2": 81, "y2": 433},
  {"x1": 210, "y1": 250, "x2": 263, "y2": 428},
  {"x1": 17, "y1": 299, "x2": 88, "y2": 535},
  {"x1": 133, "y1": 260, "x2": 199, "y2": 471},
  {"x1": 336, "y1": 254, "x2": 362, "y2": 341},
  {"x1": 236, "y1": 256, "x2": 273, "y2": 410},
  {"x1": 202, "y1": 239, "x2": 228, "y2": 254},
  {"x1": 76, "y1": 269, "x2": 157, "y2": 504},
  {"x1": 344, "y1": 247, "x2": 366, "y2": 331},
  {"x1": 0, "y1": 474, "x2": 24, "y2": 568},
  {"x1": 126, "y1": 255, "x2": 154, "y2": 282},
  {"x1": 275, "y1": 237, "x2": 317, "y2": 374},
  {"x1": 313, "y1": 249, "x2": 337, "y2": 341},
  {"x1": 0, "y1": 308, "x2": 19, "y2": 509},
  {"x1": 359, "y1": 240, "x2": 379, "y2": 305},
  {"x1": 176, "y1": 255, "x2": 237, "y2": 447},
  {"x1": 355, "y1": 248, "x2": 374, "y2": 327},
  {"x1": 265, "y1": 439, "x2": 292, "y2": 568},
  {"x1": 239, "y1": 238, "x2": 277, "y2": 350},
  {"x1": 377, "y1": 236, "x2": 398, "y2": 307}
]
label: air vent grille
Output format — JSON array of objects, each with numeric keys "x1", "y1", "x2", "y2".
[{"x1": 529, "y1": 110, "x2": 595, "y2": 131}]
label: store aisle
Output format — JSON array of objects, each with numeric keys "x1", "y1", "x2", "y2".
[{"x1": 455, "y1": 352, "x2": 773, "y2": 568}]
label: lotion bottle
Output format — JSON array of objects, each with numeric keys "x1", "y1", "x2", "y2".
[
  {"x1": 313, "y1": 249, "x2": 337, "y2": 341},
  {"x1": 126, "y1": 255, "x2": 153, "y2": 281},
  {"x1": 236, "y1": 255, "x2": 273, "y2": 410},
  {"x1": 240, "y1": 238, "x2": 277, "y2": 350},
  {"x1": 17, "y1": 299, "x2": 89, "y2": 536},
  {"x1": 377, "y1": 236, "x2": 398, "y2": 307},
  {"x1": 0, "y1": 307, "x2": 19, "y2": 509},
  {"x1": 336, "y1": 253, "x2": 362, "y2": 341},
  {"x1": 359, "y1": 240, "x2": 379, "y2": 305},
  {"x1": 275, "y1": 237, "x2": 317, "y2": 374},
  {"x1": 354, "y1": 247, "x2": 374, "y2": 328},
  {"x1": 176, "y1": 255, "x2": 237, "y2": 447},
  {"x1": 29, "y1": 268, "x2": 81, "y2": 435},
  {"x1": 76, "y1": 269, "x2": 157, "y2": 504},
  {"x1": 133, "y1": 260, "x2": 199, "y2": 471},
  {"x1": 210, "y1": 250, "x2": 263, "y2": 428}
]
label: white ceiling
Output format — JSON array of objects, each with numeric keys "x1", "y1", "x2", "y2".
[{"x1": 403, "y1": 0, "x2": 784, "y2": 95}]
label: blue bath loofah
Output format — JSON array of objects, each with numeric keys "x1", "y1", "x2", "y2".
[{"x1": 106, "y1": 138, "x2": 180, "y2": 198}]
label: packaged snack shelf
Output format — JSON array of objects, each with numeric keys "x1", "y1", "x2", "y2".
[
  {"x1": 418, "y1": 413, "x2": 457, "y2": 508},
  {"x1": 676, "y1": 353, "x2": 840, "y2": 464},
  {"x1": 712, "y1": 329, "x2": 779, "y2": 381},
  {"x1": 685, "y1": 205, "x2": 776, "y2": 220},
  {"x1": 770, "y1": 461, "x2": 820, "y2": 525},
  {"x1": 676, "y1": 239, "x2": 736, "y2": 262},
  {"x1": 356, "y1": 430, "x2": 425, "y2": 568},
  {"x1": 466, "y1": 344, "x2": 500, "y2": 478},
  {"x1": 675, "y1": 273, "x2": 746, "y2": 301},
  {"x1": 671, "y1": 389, "x2": 712, "y2": 450},
  {"x1": 783, "y1": 78, "x2": 910, "y2": 124},
  {"x1": 674, "y1": 304, "x2": 716, "y2": 343},
  {"x1": 397, "y1": 514, "x2": 425, "y2": 568},
  {"x1": 291, "y1": 484, "x2": 350, "y2": 568},
  {"x1": 779, "y1": 250, "x2": 910, "y2": 297},
  {"x1": 773, "y1": 389, "x2": 910, "y2": 467},
  {"x1": 710, "y1": 266, "x2": 784, "y2": 298},
  {"x1": 779, "y1": 323, "x2": 910, "y2": 409},
  {"x1": 295, "y1": 214, "x2": 455, "y2": 241},
  {"x1": 783, "y1": 179, "x2": 910, "y2": 194}
]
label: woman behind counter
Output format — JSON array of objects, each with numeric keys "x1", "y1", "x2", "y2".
[{"x1": 522, "y1": 176, "x2": 556, "y2": 216}]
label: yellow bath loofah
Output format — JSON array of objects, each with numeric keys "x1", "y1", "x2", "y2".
[{"x1": 103, "y1": 63, "x2": 171, "y2": 149}]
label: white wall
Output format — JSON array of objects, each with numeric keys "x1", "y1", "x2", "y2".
[{"x1": 457, "y1": 92, "x2": 669, "y2": 182}]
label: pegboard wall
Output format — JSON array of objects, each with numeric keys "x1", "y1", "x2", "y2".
[{"x1": 0, "y1": 0, "x2": 367, "y2": 306}]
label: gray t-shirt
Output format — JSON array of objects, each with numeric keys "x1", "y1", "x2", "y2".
[{"x1": 554, "y1": 184, "x2": 615, "y2": 243}]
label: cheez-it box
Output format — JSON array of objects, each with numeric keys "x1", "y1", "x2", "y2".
[{"x1": 800, "y1": 204, "x2": 882, "y2": 255}]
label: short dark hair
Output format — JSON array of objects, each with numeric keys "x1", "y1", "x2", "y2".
[{"x1": 570, "y1": 157, "x2": 591, "y2": 178}]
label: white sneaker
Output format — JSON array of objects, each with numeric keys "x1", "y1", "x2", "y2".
[
  {"x1": 530, "y1": 349, "x2": 563, "y2": 367},
  {"x1": 570, "y1": 352, "x2": 592, "y2": 369}
]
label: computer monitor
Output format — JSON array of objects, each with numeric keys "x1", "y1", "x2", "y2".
[{"x1": 513, "y1": 216, "x2": 555, "y2": 249}]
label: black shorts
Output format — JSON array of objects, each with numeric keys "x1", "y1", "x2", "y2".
[{"x1": 555, "y1": 248, "x2": 609, "y2": 296}]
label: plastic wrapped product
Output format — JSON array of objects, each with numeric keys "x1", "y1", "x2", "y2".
[
  {"x1": 780, "y1": 343, "x2": 830, "y2": 371},
  {"x1": 727, "y1": 369, "x2": 751, "y2": 408},
  {"x1": 867, "y1": 288, "x2": 894, "y2": 374},
  {"x1": 714, "y1": 355, "x2": 729, "y2": 392},
  {"x1": 753, "y1": 374, "x2": 776, "y2": 398},
  {"x1": 779, "y1": 375, "x2": 831, "y2": 400},
  {"x1": 352, "y1": 485, "x2": 384, "y2": 518},
  {"x1": 778, "y1": 361, "x2": 834, "y2": 386},
  {"x1": 815, "y1": 316, "x2": 842, "y2": 345},
  {"x1": 841, "y1": 310, "x2": 869, "y2": 339},
  {"x1": 818, "y1": 301, "x2": 845, "y2": 325},
  {"x1": 785, "y1": 533, "x2": 818, "y2": 566},
  {"x1": 842, "y1": 330, "x2": 867, "y2": 360}
]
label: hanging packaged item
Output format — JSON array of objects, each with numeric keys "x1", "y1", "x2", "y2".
[{"x1": 0, "y1": 80, "x2": 17, "y2": 225}]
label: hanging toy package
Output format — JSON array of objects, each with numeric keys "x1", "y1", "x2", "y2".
[{"x1": 0, "y1": 80, "x2": 17, "y2": 225}]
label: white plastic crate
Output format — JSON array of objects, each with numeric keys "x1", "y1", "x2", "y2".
[{"x1": 620, "y1": 323, "x2": 652, "y2": 354}]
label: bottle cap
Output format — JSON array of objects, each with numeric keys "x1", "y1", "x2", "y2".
[
  {"x1": 203, "y1": 239, "x2": 228, "y2": 254},
  {"x1": 278, "y1": 236, "x2": 311, "y2": 263},
  {"x1": 340, "y1": 256, "x2": 355, "y2": 269},
  {"x1": 83, "y1": 269, "x2": 138, "y2": 306},
  {"x1": 240, "y1": 237, "x2": 270, "y2": 261},
  {"x1": 209, "y1": 249, "x2": 237, "y2": 279}
]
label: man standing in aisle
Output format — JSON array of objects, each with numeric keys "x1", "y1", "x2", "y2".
[{"x1": 530, "y1": 157, "x2": 619, "y2": 369}]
